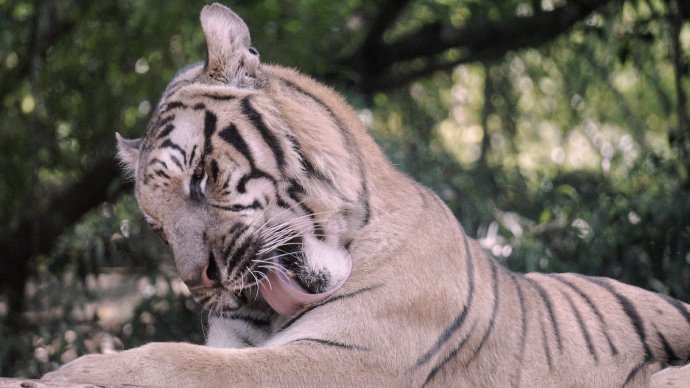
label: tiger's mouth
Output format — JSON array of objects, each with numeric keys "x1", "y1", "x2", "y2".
[
  {"x1": 190, "y1": 232, "x2": 352, "y2": 316},
  {"x1": 269, "y1": 236, "x2": 331, "y2": 294},
  {"x1": 258, "y1": 237, "x2": 353, "y2": 316},
  {"x1": 257, "y1": 257, "x2": 352, "y2": 316}
]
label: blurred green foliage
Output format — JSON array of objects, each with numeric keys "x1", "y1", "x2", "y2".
[{"x1": 1, "y1": 0, "x2": 689, "y2": 378}]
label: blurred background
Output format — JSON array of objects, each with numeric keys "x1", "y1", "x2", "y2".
[{"x1": 1, "y1": 0, "x2": 689, "y2": 377}]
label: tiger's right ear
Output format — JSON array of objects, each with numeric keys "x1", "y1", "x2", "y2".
[
  {"x1": 200, "y1": 3, "x2": 259, "y2": 84},
  {"x1": 116, "y1": 132, "x2": 141, "y2": 177}
]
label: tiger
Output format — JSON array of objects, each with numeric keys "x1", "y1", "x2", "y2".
[{"x1": 43, "y1": 3, "x2": 690, "y2": 387}]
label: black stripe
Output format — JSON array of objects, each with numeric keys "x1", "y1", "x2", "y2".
[
  {"x1": 218, "y1": 312, "x2": 271, "y2": 328},
  {"x1": 287, "y1": 178, "x2": 306, "y2": 198},
  {"x1": 189, "y1": 145, "x2": 198, "y2": 168},
  {"x1": 622, "y1": 359, "x2": 650, "y2": 387},
  {"x1": 581, "y1": 276, "x2": 653, "y2": 358},
  {"x1": 227, "y1": 222, "x2": 248, "y2": 239},
  {"x1": 656, "y1": 328, "x2": 680, "y2": 360},
  {"x1": 238, "y1": 335, "x2": 254, "y2": 348},
  {"x1": 147, "y1": 158, "x2": 168, "y2": 169},
  {"x1": 210, "y1": 159, "x2": 219, "y2": 182},
  {"x1": 201, "y1": 93, "x2": 236, "y2": 100},
  {"x1": 312, "y1": 221, "x2": 326, "y2": 241},
  {"x1": 279, "y1": 285, "x2": 381, "y2": 332},
  {"x1": 463, "y1": 259, "x2": 500, "y2": 365},
  {"x1": 316, "y1": 284, "x2": 381, "y2": 309},
  {"x1": 210, "y1": 200, "x2": 263, "y2": 212},
  {"x1": 360, "y1": 180, "x2": 371, "y2": 225},
  {"x1": 219, "y1": 124, "x2": 255, "y2": 166},
  {"x1": 227, "y1": 238, "x2": 253, "y2": 271},
  {"x1": 524, "y1": 279, "x2": 553, "y2": 370},
  {"x1": 158, "y1": 114, "x2": 175, "y2": 127},
  {"x1": 280, "y1": 129, "x2": 350, "y2": 213},
  {"x1": 415, "y1": 232, "x2": 475, "y2": 367},
  {"x1": 241, "y1": 97, "x2": 285, "y2": 171},
  {"x1": 170, "y1": 155, "x2": 184, "y2": 171},
  {"x1": 659, "y1": 293, "x2": 690, "y2": 327},
  {"x1": 425, "y1": 259, "x2": 501, "y2": 385},
  {"x1": 280, "y1": 78, "x2": 370, "y2": 225},
  {"x1": 291, "y1": 136, "x2": 339, "y2": 190},
  {"x1": 156, "y1": 123, "x2": 175, "y2": 139},
  {"x1": 538, "y1": 309, "x2": 553, "y2": 370},
  {"x1": 422, "y1": 321, "x2": 478, "y2": 387},
  {"x1": 276, "y1": 196, "x2": 291, "y2": 209},
  {"x1": 222, "y1": 175, "x2": 231, "y2": 190},
  {"x1": 161, "y1": 101, "x2": 187, "y2": 113},
  {"x1": 280, "y1": 78, "x2": 349, "y2": 143},
  {"x1": 222, "y1": 226, "x2": 251, "y2": 264},
  {"x1": 278, "y1": 132, "x2": 350, "y2": 208},
  {"x1": 218, "y1": 123, "x2": 276, "y2": 193},
  {"x1": 511, "y1": 274, "x2": 527, "y2": 388},
  {"x1": 154, "y1": 169, "x2": 170, "y2": 179},
  {"x1": 416, "y1": 184, "x2": 429, "y2": 209},
  {"x1": 548, "y1": 274, "x2": 618, "y2": 355},
  {"x1": 203, "y1": 111, "x2": 217, "y2": 155},
  {"x1": 221, "y1": 222, "x2": 249, "y2": 258},
  {"x1": 162, "y1": 84, "x2": 186, "y2": 100},
  {"x1": 560, "y1": 289, "x2": 598, "y2": 362},
  {"x1": 284, "y1": 179, "x2": 324, "y2": 240},
  {"x1": 290, "y1": 338, "x2": 368, "y2": 351},
  {"x1": 230, "y1": 248, "x2": 262, "y2": 287},
  {"x1": 190, "y1": 174, "x2": 204, "y2": 202},
  {"x1": 524, "y1": 277, "x2": 563, "y2": 353},
  {"x1": 160, "y1": 139, "x2": 187, "y2": 165},
  {"x1": 236, "y1": 170, "x2": 276, "y2": 194},
  {"x1": 193, "y1": 102, "x2": 205, "y2": 110}
]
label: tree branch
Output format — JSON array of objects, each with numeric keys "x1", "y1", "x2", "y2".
[
  {"x1": 361, "y1": 0, "x2": 412, "y2": 51},
  {"x1": 348, "y1": 0, "x2": 612, "y2": 93}
]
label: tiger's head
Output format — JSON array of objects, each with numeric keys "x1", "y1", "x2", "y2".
[{"x1": 116, "y1": 4, "x2": 370, "y2": 316}]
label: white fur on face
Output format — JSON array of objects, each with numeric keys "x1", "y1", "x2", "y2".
[{"x1": 301, "y1": 235, "x2": 351, "y2": 287}]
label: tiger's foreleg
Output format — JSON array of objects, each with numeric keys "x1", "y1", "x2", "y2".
[
  {"x1": 42, "y1": 341, "x2": 397, "y2": 386},
  {"x1": 651, "y1": 363, "x2": 690, "y2": 387}
]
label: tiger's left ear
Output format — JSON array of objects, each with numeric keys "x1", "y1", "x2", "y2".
[
  {"x1": 200, "y1": 3, "x2": 259, "y2": 84},
  {"x1": 116, "y1": 132, "x2": 141, "y2": 177}
]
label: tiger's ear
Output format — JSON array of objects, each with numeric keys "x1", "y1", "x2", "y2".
[
  {"x1": 116, "y1": 132, "x2": 141, "y2": 177},
  {"x1": 200, "y1": 3, "x2": 259, "y2": 84}
]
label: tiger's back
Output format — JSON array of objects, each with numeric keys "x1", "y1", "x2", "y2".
[{"x1": 45, "y1": 3, "x2": 690, "y2": 387}]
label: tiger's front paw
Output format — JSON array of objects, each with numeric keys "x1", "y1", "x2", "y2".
[{"x1": 41, "y1": 345, "x2": 156, "y2": 386}]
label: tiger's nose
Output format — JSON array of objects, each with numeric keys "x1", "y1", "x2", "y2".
[{"x1": 185, "y1": 253, "x2": 220, "y2": 290}]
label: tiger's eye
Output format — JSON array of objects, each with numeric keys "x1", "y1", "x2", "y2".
[{"x1": 193, "y1": 164, "x2": 204, "y2": 178}]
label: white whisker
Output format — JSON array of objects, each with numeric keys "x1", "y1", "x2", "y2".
[
  {"x1": 253, "y1": 200, "x2": 309, "y2": 235},
  {"x1": 246, "y1": 265, "x2": 261, "y2": 302},
  {"x1": 258, "y1": 264, "x2": 291, "y2": 278},
  {"x1": 263, "y1": 250, "x2": 305, "y2": 262}
]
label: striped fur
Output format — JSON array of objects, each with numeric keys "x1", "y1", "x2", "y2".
[{"x1": 44, "y1": 3, "x2": 690, "y2": 387}]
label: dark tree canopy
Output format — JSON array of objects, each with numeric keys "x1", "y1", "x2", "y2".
[{"x1": 0, "y1": 0, "x2": 688, "y2": 377}]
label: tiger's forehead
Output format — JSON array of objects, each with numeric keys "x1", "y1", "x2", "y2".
[
  {"x1": 142, "y1": 78, "x2": 261, "y2": 157},
  {"x1": 137, "y1": 84, "x2": 279, "y2": 186}
]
